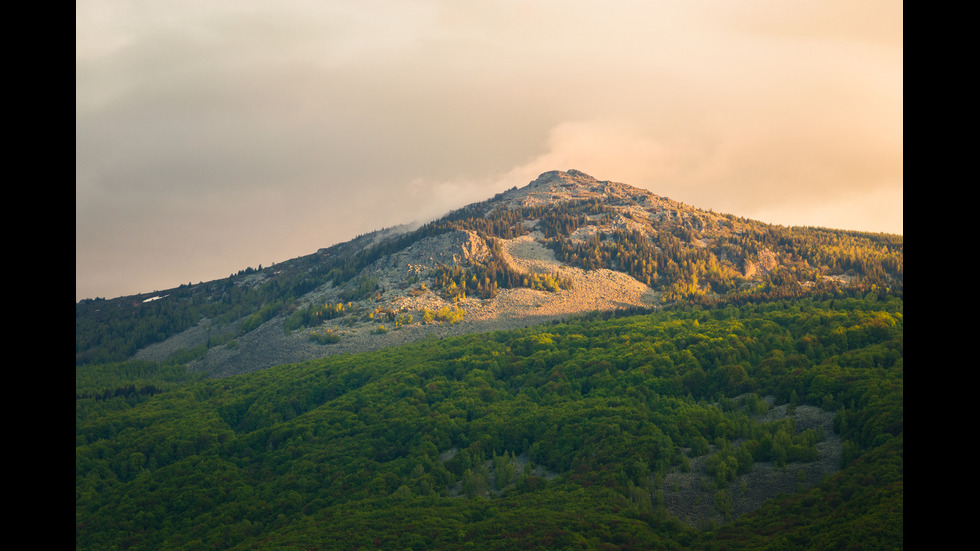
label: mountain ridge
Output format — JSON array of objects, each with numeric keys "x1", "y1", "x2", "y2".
[{"x1": 76, "y1": 170, "x2": 903, "y2": 376}]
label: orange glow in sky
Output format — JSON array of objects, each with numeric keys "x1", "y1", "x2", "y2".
[{"x1": 77, "y1": 1, "x2": 902, "y2": 301}]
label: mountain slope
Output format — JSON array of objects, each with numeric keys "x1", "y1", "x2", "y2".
[{"x1": 76, "y1": 170, "x2": 903, "y2": 376}]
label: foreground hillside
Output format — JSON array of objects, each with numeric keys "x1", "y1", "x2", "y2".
[
  {"x1": 76, "y1": 293, "x2": 903, "y2": 549},
  {"x1": 76, "y1": 170, "x2": 903, "y2": 378}
]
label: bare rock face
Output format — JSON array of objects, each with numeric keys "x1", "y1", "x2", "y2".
[{"x1": 369, "y1": 229, "x2": 490, "y2": 289}]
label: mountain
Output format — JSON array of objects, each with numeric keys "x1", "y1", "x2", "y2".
[
  {"x1": 76, "y1": 169, "x2": 903, "y2": 377},
  {"x1": 76, "y1": 170, "x2": 903, "y2": 549}
]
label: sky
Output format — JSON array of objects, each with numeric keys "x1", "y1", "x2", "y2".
[{"x1": 76, "y1": 1, "x2": 903, "y2": 302}]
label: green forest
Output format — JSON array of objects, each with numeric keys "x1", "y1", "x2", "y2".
[{"x1": 76, "y1": 292, "x2": 903, "y2": 550}]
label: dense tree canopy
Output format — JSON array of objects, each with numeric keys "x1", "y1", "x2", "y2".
[{"x1": 77, "y1": 294, "x2": 902, "y2": 549}]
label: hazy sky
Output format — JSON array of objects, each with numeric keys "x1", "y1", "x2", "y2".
[{"x1": 76, "y1": 1, "x2": 902, "y2": 301}]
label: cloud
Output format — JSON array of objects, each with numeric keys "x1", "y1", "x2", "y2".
[
  {"x1": 76, "y1": 1, "x2": 902, "y2": 300},
  {"x1": 463, "y1": 109, "x2": 902, "y2": 235}
]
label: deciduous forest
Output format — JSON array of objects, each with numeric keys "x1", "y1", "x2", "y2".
[{"x1": 76, "y1": 293, "x2": 902, "y2": 550}]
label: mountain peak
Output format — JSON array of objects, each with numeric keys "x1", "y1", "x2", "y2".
[
  {"x1": 498, "y1": 169, "x2": 653, "y2": 209},
  {"x1": 527, "y1": 169, "x2": 604, "y2": 191},
  {"x1": 531, "y1": 169, "x2": 598, "y2": 185}
]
